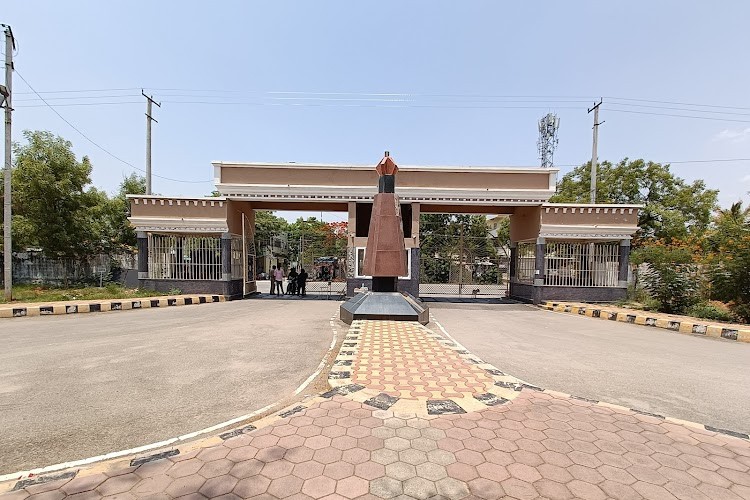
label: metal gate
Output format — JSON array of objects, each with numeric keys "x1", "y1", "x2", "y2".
[
  {"x1": 419, "y1": 254, "x2": 509, "y2": 298},
  {"x1": 242, "y1": 213, "x2": 256, "y2": 295},
  {"x1": 418, "y1": 216, "x2": 509, "y2": 298},
  {"x1": 255, "y1": 231, "x2": 347, "y2": 297}
]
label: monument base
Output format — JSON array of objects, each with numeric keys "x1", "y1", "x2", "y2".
[{"x1": 340, "y1": 291, "x2": 429, "y2": 325}]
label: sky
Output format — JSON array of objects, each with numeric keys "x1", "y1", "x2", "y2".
[{"x1": 3, "y1": 1, "x2": 750, "y2": 223}]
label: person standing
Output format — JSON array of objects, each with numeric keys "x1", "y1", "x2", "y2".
[
  {"x1": 273, "y1": 265, "x2": 285, "y2": 295},
  {"x1": 297, "y1": 268, "x2": 308, "y2": 296},
  {"x1": 270, "y1": 266, "x2": 277, "y2": 295}
]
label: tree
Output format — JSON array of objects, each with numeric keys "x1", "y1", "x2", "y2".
[
  {"x1": 706, "y1": 201, "x2": 750, "y2": 322},
  {"x1": 551, "y1": 159, "x2": 718, "y2": 244},
  {"x1": 4, "y1": 131, "x2": 100, "y2": 257},
  {"x1": 98, "y1": 173, "x2": 147, "y2": 252}
]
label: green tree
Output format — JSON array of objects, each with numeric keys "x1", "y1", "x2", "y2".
[
  {"x1": 706, "y1": 201, "x2": 750, "y2": 322},
  {"x1": 551, "y1": 159, "x2": 718, "y2": 243},
  {"x1": 4, "y1": 131, "x2": 101, "y2": 257},
  {"x1": 97, "y1": 173, "x2": 147, "y2": 252}
]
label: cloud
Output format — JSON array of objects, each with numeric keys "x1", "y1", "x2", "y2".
[{"x1": 714, "y1": 127, "x2": 750, "y2": 143}]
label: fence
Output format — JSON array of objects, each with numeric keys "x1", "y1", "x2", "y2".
[
  {"x1": 147, "y1": 234, "x2": 223, "y2": 281},
  {"x1": 543, "y1": 241, "x2": 620, "y2": 287},
  {"x1": 1, "y1": 252, "x2": 136, "y2": 285}
]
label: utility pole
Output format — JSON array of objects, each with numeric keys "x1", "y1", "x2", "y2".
[
  {"x1": 2, "y1": 24, "x2": 14, "y2": 301},
  {"x1": 142, "y1": 90, "x2": 160, "y2": 195},
  {"x1": 588, "y1": 99, "x2": 603, "y2": 203}
]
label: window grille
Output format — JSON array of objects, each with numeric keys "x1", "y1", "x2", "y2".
[
  {"x1": 231, "y1": 235, "x2": 244, "y2": 280},
  {"x1": 148, "y1": 234, "x2": 223, "y2": 281},
  {"x1": 515, "y1": 242, "x2": 536, "y2": 284},
  {"x1": 544, "y1": 241, "x2": 620, "y2": 287}
]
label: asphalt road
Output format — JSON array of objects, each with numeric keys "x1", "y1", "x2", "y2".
[
  {"x1": 0, "y1": 298, "x2": 339, "y2": 474},
  {"x1": 430, "y1": 302, "x2": 750, "y2": 435}
]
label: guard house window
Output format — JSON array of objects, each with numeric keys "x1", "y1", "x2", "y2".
[
  {"x1": 355, "y1": 247, "x2": 411, "y2": 280},
  {"x1": 148, "y1": 234, "x2": 223, "y2": 281},
  {"x1": 515, "y1": 242, "x2": 536, "y2": 284},
  {"x1": 544, "y1": 241, "x2": 619, "y2": 287}
]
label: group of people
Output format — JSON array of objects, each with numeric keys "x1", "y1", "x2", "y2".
[{"x1": 270, "y1": 265, "x2": 308, "y2": 296}]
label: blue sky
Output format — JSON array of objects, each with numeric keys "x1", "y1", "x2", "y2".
[{"x1": 4, "y1": 1, "x2": 750, "y2": 222}]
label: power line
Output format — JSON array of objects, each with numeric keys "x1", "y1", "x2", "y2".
[
  {"x1": 13, "y1": 70, "x2": 211, "y2": 184},
  {"x1": 556, "y1": 158, "x2": 750, "y2": 167},
  {"x1": 605, "y1": 96, "x2": 750, "y2": 111},
  {"x1": 602, "y1": 108, "x2": 750, "y2": 123}
]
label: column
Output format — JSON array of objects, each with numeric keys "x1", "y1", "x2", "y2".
[
  {"x1": 221, "y1": 232, "x2": 232, "y2": 281},
  {"x1": 534, "y1": 237, "x2": 546, "y2": 287},
  {"x1": 137, "y1": 231, "x2": 148, "y2": 279},
  {"x1": 618, "y1": 239, "x2": 631, "y2": 287}
]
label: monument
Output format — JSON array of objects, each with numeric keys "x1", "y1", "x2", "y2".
[{"x1": 340, "y1": 153, "x2": 429, "y2": 324}]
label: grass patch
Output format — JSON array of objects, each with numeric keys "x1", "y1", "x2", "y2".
[{"x1": 0, "y1": 283, "x2": 169, "y2": 304}]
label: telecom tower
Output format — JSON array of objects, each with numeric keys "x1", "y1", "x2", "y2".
[{"x1": 537, "y1": 113, "x2": 560, "y2": 168}]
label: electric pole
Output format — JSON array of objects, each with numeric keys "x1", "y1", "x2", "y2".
[
  {"x1": 588, "y1": 99, "x2": 603, "y2": 203},
  {"x1": 142, "y1": 90, "x2": 160, "y2": 195},
  {"x1": 2, "y1": 24, "x2": 14, "y2": 301}
]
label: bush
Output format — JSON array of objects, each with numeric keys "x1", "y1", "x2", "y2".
[
  {"x1": 632, "y1": 244, "x2": 700, "y2": 315},
  {"x1": 686, "y1": 302, "x2": 733, "y2": 322}
]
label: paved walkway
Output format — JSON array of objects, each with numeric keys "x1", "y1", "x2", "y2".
[{"x1": 3, "y1": 320, "x2": 749, "y2": 499}]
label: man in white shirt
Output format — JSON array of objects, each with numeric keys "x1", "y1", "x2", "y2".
[{"x1": 273, "y1": 265, "x2": 284, "y2": 296}]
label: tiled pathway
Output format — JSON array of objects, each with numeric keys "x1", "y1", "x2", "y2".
[{"x1": 3, "y1": 320, "x2": 749, "y2": 500}]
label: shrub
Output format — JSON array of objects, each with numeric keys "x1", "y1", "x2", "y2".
[
  {"x1": 632, "y1": 243, "x2": 700, "y2": 315},
  {"x1": 686, "y1": 302, "x2": 733, "y2": 322}
]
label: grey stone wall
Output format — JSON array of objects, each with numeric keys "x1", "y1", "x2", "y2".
[
  {"x1": 139, "y1": 279, "x2": 245, "y2": 300},
  {"x1": 509, "y1": 281, "x2": 626, "y2": 304}
]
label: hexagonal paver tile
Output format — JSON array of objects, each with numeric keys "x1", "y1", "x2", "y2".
[
  {"x1": 402, "y1": 476, "x2": 438, "y2": 500},
  {"x1": 336, "y1": 476, "x2": 370, "y2": 498},
  {"x1": 500, "y1": 477, "x2": 538, "y2": 500},
  {"x1": 395, "y1": 427, "x2": 421, "y2": 440},
  {"x1": 267, "y1": 475, "x2": 303, "y2": 498},
  {"x1": 313, "y1": 447, "x2": 343, "y2": 465},
  {"x1": 370, "y1": 476, "x2": 403, "y2": 499},
  {"x1": 384, "y1": 437, "x2": 410, "y2": 452},
  {"x1": 285, "y1": 446, "x2": 315, "y2": 464},
  {"x1": 567, "y1": 479, "x2": 607, "y2": 500},
  {"x1": 533, "y1": 478, "x2": 574, "y2": 500},
  {"x1": 198, "y1": 474, "x2": 238, "y2": 498},
  {"x1": 342, "y1": 448, "x2": 370, "y2": 465},
  {"x1": 476, "y1": 462, "x2": 510, "y2": 482},
  {"x1": 435, "y1": 477, "x2": 470, "y2": 499},
  {"x1": 229, "y1": 458, "x2": 263, "y2": 479},
  {"x1": 163, "y1": 474, "x2": 206, "y2": 498},
  {"x1": 293, "y1": 461, "x2": 325, "y2": 480},
  {"x1": 468, "y1": 477, "x2": 505, "y2": 499},
  {"x1": 62, "y1": 473, "x2": 109, "y2": 495},
  {"x1": 305, "y1": 435, "x2": 332, "y2": 450},
  {"x1": 199, "y1": 459, "x2": 233, "y2": 479},
  {"x1": 302, "y1": 476, "x2": 337, "y2": 499},
  {"x1": 324, "y1": 461, "x2": 355, "y2": 480},
  {"x1": 399, "y1": 449, "x2": 428, "y2": 466},
  {"x1": 97, "y1": 475, "x2": 141, "y2": 496},
  {"x1": 260, "y1": 459, "x2": 294, "y2": 480},
  {"x1": 427, "y1": 449, "x2": 457, "y2": 466},
  {"x1": 372, "y1": 448, "x2": 400, "y2": 465},
  {"x1": 233, "y1": 474, "x2": 271, "y2": 498},
  {"x1": 331, "y1": 435, "x2": 358, "y2": 451},
  {"x1": 386, "y1": 461, "x2": 417, "y2": 481},
  {"x1": 355, "y1": 460, "x2": 386, "y2": 480}
]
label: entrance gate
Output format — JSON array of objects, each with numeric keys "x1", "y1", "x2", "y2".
[{"x1": 418, "y1": 216, "x2": 509, "y2": 298}]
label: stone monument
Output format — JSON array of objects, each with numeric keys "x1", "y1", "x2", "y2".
[{"x1": 340, "y1": 153, "x2": 429, "y2": 324}]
